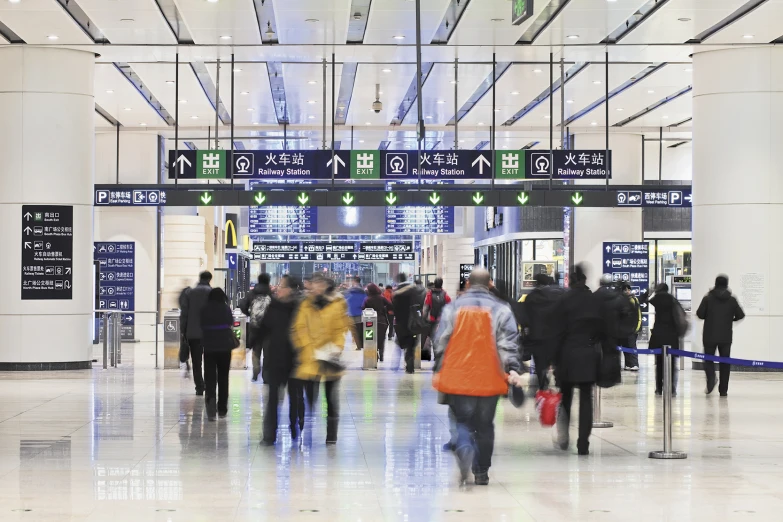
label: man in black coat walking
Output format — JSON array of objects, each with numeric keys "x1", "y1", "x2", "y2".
[
  {"x1": 239, "y1": 273, "x2": 272, "y2": 382},
  {"x1": 521, "y1": 274, "x2": 563, "y2": 390},
  {"x1": 392, "y1": 273, "x2": 418, "y2": 374},
  {"x1": 696, "y1": 275, "x2": 745, "y2": 396},
  {"x1": 181, "y1": 271, "x2": 213, "y2": 395},
  {"x1": 647, "y1": 284, "x2": 681, "y2": 396}
]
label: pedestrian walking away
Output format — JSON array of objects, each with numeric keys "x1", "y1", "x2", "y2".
[
  {"x1": 433, "y1": 268, "x2": 521, "y2": 486},
  {"x1": 256, "y1": 275, "x2": 304, "y2": 444},
  {"x1": 362, "y1": 284, "x2": 393, "y2": 362},
  {"x1": 518, "y1": 274, "x2": 563, "y2": 390},
  {"x1": 383, "y1": 285, "x2": 395, "y2": 341},
  {"x1": 180, "y1": 271, "x2": 213, "y2": 395},
  {"x1": 345, "y1": 277, "x2": 367, "y2": 351},
  {"x1": 392, "y1": 273, "x2": 421, "y2": 374},
  {"x1": 696, "y1": 274, "x2": 745, "y2": 397},
  {"x1": 647, "y1": 283, "x2": 686, "y2": 396},
  {"x1": 552, "y1": 264, "x2": 606, "y2": 456},
  {"x1": 200, "y1": 287, "x2": 236, "y2": 421},
  {"x1": 291, "y1": 273, "x2": 351, "y2": 444},
  {"x1": 239, "y1": 273, "x2": 273, "y2": 382},
  {"x1": 619, "y1": 282, "x2": 643, "y2": 371},
  {"x1": 422, "y1": 277, "x2": 452, "y2": 359}
]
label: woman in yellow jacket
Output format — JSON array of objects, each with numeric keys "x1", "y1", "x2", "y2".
[{"x1": 291, "y1": 273, "x2": 352, "y2": 444}]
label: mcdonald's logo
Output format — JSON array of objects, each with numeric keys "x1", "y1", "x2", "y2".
[{"x1": 225, "y1": 213, "x2": 238, "y2": 249}]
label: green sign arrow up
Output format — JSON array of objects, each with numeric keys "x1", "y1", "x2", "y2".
[
  {"x1": 429, "y1": 192, "x2": 441, "y2": 205},
  {"x1": 297, "y1": 192, "x2": 310, "y2": 205},
  {"x1": 254, "y1": 192, "x2": 266, "y2": 205},
  {"x1": 472, "y1": 192, "x2": 484, "y2": 205},
  {"x1": 342, "y1": 193, "x2": 354, "y2": 205},
  {"x1": 385, "y1": 192, "x2": 397, "y2": 205},
  {"x1": 365, "y1": 329, "x2": 374, "y2": 340},
  {"x1": 200, "y1": 192, "x2": 212, "y2": 205},
  {"x1": 572, "y1": 192, "x2": 584, "y2": 205},
  {"x1": 517, "y1": 192, "x2": 529, "y2": 205}
]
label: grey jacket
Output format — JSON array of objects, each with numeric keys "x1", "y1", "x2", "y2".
[{"x1": 181, "y1": 282, "x2": 212, "y2": 339}]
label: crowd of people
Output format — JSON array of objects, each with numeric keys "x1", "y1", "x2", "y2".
[{"x1": 176, "y1": 265, "x2": 745, "y2": 487}]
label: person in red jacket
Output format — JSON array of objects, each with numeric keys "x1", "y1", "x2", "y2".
[{"x1": 383, "y1": 285, "x2": 395, "y2": 340}]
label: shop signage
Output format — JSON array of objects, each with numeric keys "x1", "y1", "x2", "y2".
[
  {"x1": 95, "y1": 242, "x2": 135, "y2": 339},
  {"x1": 21, "y1": 205, "x2": 73, "y2": 300}
]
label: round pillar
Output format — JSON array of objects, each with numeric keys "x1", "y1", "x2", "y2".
[
  {"x1": 0, "y1": 47, "x2": 95, "y2": 369},
  {"x1": 692, "y1": 46, "x2": 782, "y2": 361},
  {"x1": 572, "y1": 133, "x2": 643, "y2": 288}
]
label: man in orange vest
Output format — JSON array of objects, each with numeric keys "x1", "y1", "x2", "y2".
[{"x1": 433, "y1": 268, "x2": 521, "y2": 486}]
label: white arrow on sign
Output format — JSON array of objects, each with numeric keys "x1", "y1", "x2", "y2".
[
  {"x1": 65, "y1": 281, "x2": 71, "y2": 289},
  {"x1": 24, "y1": 242, "x2": 31, "y2": 249},
  {"x1": 326, "y1": 155, "x2": 346, "y2": 174},
  {"x1": 65, "y1": 268, "x2": 71, "y2": 275},
  {"x1": 471, "y1": 154, "x2": 491, "y2": 175},
  {"x1": 24, "y1": 212, "x2": 32, "y2": 221},
  {"x1": 23, "y1": 227, "x2": 32, "y2": 235},
  {"x1": 175, "y1": 154, "x2": 192, "y2": 175},
  {"x1": 685, "y1": 194, "x2": 693, "y2": 203}
]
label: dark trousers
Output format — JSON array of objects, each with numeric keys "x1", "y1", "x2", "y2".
[
  {"x1": 300, "y1": 379, "x2": 340, "y2": 417},
  {"x1": 532, "y1": 352, "x2": 551, "y2": 391},
  {"x1": 396, "y1": 329, "x2": 416, "y2": 372},
  {"x1": 387, "y1": 316, "x2": 394, "y2": 339},
  {"x1": 559, "y1": 382, "x2": 593, "y2": 452},
  {"x1": 263, "y1": 377, "x2": 304, "y2": 442},
  {"x1": 203, "y1": 351, "x2": 231, "y2": 414},
  {"x1": 352, "y1": 319, "x2": 364, "y2": 350},
  {"x1": 186, "y1": 338, "x2": 205, "y2": 392},
  {"x1": 704, "y1": 342, "x2": 732, "y2": 394},
  {"x1": 655, "y1": 354, "x2": 678, "y2": 394},
  {"x1": 449, "y1": 395, "x2": 499, "y2": 472},
  {"x1": 377, "y1": 323, "x2": 388, "y2": 361},
  {"x1": 623, "y1": 334, "x2": 639, "y2": 368}
]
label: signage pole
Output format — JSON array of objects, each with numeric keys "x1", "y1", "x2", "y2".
[
  {"x1": 491, "y1": 53, "x2": 496, "y2": 191},
  {"x1": 322, "y1": 59, "x2": 327, "y2": 150},
  {"x1": 115, "y1": 122, "x2": 120, "y2": 184},
  {"x1": 605, "y1": 50, "x2": 609, "y2": 191},
  {"x1": 415, "y1": 0, "x2": 424, "y2": 189},
  {"x1": 454, "y1": 58, "x2": 458, "y2": 150},
  {"x1": 230, "y1": 53, "x2": 235, "y2": 187},
  {"x1": 549, "y1": 52, "x2": 553, "y2": 191},
  {"x1": 659, "y1": 126, "x2": 663, "y2": 181},
  {"x1": 174, "y1": 52, "x2": 179, "y2": 188},
  {"x1": 331, "y1": 52, "x2": 336, "y2": 189},
  {"x1": 215, "y1": 58, "x2": 220, "y2": 151},
  {"x1": 560, "y1": 57, "x2": 565, "y2": 148}
]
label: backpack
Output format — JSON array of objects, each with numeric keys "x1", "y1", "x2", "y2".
[
  {"x1": 673, "y1": 298, "x2": 690, "y2": 337},
  {"x1": 429, "y1": 290, "x2": 447, "y2": 320},
  {"x1": 249, "y1": 294, "x2": 271, "y2": 328},
  {"x1": 616, "y1": 295, "x2": 639, "y2": 339},
  {"x1": 407, "y1": 303, "x2": 429, "y2": 335}
]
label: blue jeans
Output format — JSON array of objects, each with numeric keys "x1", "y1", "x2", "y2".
[{"x1": 448, "y1": 395, "x2": 499, "y2": 472}]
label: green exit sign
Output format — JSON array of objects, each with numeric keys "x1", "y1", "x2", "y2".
[{"x1": 512, "y1": 0, "x2": 533, "y2": 25}]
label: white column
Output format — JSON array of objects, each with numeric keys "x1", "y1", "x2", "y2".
[
  {"x1": 0, "y1": 47, "x2": 94, "y2": 368},
  {"x1": 692, "y1": 46, "x2": 783, "y2": 361},
  {"x1": 572, "y1": 133, "x2": 643, "y2": 288}
]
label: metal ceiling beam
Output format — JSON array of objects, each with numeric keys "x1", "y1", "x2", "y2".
[
  {"x1": 114, "y1": 63, "x2": 175, "y2": 126},
  {"x1": 671, "y1": 117, "x2": 692, "y2": 127},
  {"x1": 334, "y1": 63, "x2": 358, "y2": 125},
  {"x1": 379, "y1": 140, "x2": 391, "y2": 150},
  {"x1": 667, "y1": 140, "x2": 690, "y2": 148},
  {"x1": 431, "y1": 0, "x2": 472, "y2": 44},
  {"x1": 391, "y1": 63, "x2": 434, "y2": 125},
  {"x1": 502, "y1": 62, "x2": 588, "y2": 126},
  {"x1": 153, "y1": 0, "x2": 195, "y2": 44},
  {"x1": 0, "y1": 19, "x2": 24, "y2": 44},
  {"x1": 190, "y1": 61, "x2": 232, "y2": 125},
  {"x1": 448, "y1": 62, "x2": 512, "y2": 125},
  {"x1": 602, "y1": 0, "x2": 671, "y2": 44},
  {"x1": 266, "y1": 62, "x2": 289, "y2": 124},
  {"x1": 521, "y1": 141, "x2": 540, "y2": 150},
  {"x1": 55, "y1": 0, "x2": 109, "y2": 43},
  {"x1": 474, "y1": 140, "x2": 489, "y2": 150},
  {"x1": 614, "y1": 85, "x2": 692, "y2": 127},
  {"x1": 95, "y1": 104, "x2": 120, "y2": 126},
  {"x1": 347, "y1": 0, "x2": 373, "y2": 43},
  {"x1": 517, "y1": 0, "x2": 573, "y2": 45},
  {"x1": 687, "y1": 0, "x2": 768, "y2": 43},
  {"x1": 252, "y1": 0, "x2": 278, "y2": 44}
]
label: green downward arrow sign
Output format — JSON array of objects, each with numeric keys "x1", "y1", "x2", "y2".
[
  {"x1": 200, "y1": 192, "x2": 212, "y2": 205},
  {"x1": 572, "y1": 192, "x2": 584, "y2": 205},
  {"x1": 297, "y1": 192, "x2": 309, "y2": 205},
  {"x1": 429, "y1": 193, "x2": 441, "y2": 205},
  {"x1": 254, "y1": 192, "x2": 266, "y2": 205},
  {"x1": 343, "y1": 193, "x2": 354, "y2": 205},
  {"x1": 386, "y1": 192, "x2": 397, "y2": 205},
  {"x1": 517, "y1": 192, "x2": 529, "y2": 205},
  {"x1": 472, "y1": 192, "x2": 484, "y2": 205}
]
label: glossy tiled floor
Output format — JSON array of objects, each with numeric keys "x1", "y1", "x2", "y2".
[{"x1": 1, "y1": 344, "x2": 783, "y2": 521}]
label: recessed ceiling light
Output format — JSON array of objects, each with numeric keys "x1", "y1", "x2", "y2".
[
  {"x1": 593, "y1": 80, "x2": 602, "y2": 85},
  {"x1": 502, "y1": 145, "x2": 508, "y2": 149},
  {"x1": 207, "y1": 0, "x2": 218, "y2": 3},
  {"x1": 307, "y1": 80, "x2": 317, "y2": 85},
  {"x1": 47, "y1": 35, "x2": 58, "y2": 40},
  {"x1": 616, "y1": 107, "x2": 624, "y2": 112},
  {"x1": 247, "y1": 108, "x2": 254, "y2": 111},
  {"x1": 190, "y1": 115, "x2": 199, "y2": 119},
  {"x1": 449, "y1": 80, "x2": 457, "y2": 84},
  {"x1": 533, "y1": 69, "x2": 542, "y2": 73},
  {"x1": 179, "y1": 99, "x2": 187, "y2": 103},
  {"x1": 308, "y1": 115, "x2": 315, "y2": 119},
  {"x1": 494, "y1": 109, "x2": 501, "y2": 112},
  {"x1": 165, "y1": 80, "x2": 175, "y2": 84},
  {"x1": 123, "y1": 107, "x2": 131, "y2": 111},
  {"x1": 437, "y1": 100, "x2": 445, "y2": 104},
  {"x1": 511, "y1": 91, "x2": 519, "y2": 95},
  {"x1": 393, "y1": 35, "x2": 405, "y2": 40},
  {"x1": 647, "y1": 90, "x2": 655, "y2": 94},
  {"x1": 566, "y1": 35, "x2": 579, "y2": 39},
  {"x1": 678, "y1": 17, "x2": 691, "y2": 22},
  {"x1": 310, "y1": 145, "x2": 315, "y2": 148},
  {"x1": 662, "y1": 115, "x2": 669, "y2": 119},
  {"x1": 379, "y1": 91, "x2": 383, "y2": 95},
  {"x1": 566, "y1": 99, "x2": 574, "y2": 104},
  {"x1": 684, "y1": 67, "x2": 692, "y2": 72},
  {"x1": 220, "y1": 35, "x2": 232, "y2": 40},
  {"x1": 366, "y1": 122, "x2": 371, "y2": 125},
  {"x1": 459, "y1": 139, "x2": 465, "y2": 143},
  {"x1": 743, "y1": 34, "x2": 754, "y2": 39},
  {"x1": 590, "y1": 121, "x2": 597, "y2": 126},
  {"x1": 305, "y1": 18, "x2": 319, "y2": 23},
  {"x1": 307, "y1": 100, "x2": 316, "y2": 104},
  {"x1": 544, "y1": 115, "x2": 550, "y2": 119},
  {"x1": 359, "y1": 140, "x2": 365, "y2": 143},
  {"x1": 139, "y1": 123, "x2": 147, "y2": 126},
  {"x1": 426, "y1": 115, "x2": 432, "y2": 119},
  {"x1": 8, "y1": 0, "x2": 21, "y2": 3},
  {"x1": 252, "y1": 122, "x2": 259, "y2": 125},
  {"x1": 382, "y1": 68, "x2": 392, "y2": 73},
  {"x1": 240, "y1": 91, "x2": 249, "y2": 95},
  {"x1": 491, "y1": 18, "x2": 504, "y2": 22},
  {"x1": 233, "y1": 68, "x2": 242, "y2": 73},
  {"x1": 106, "y1": 90, "x2": 114, "y2": 94},
  {"x1": 478, "y1": 122, "x2": 484, "y2": 126}
]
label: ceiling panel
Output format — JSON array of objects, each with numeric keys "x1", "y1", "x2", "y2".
[
  {"x1": 0, "y1": 0, "x2": 93, "y2": 44},
  {"x1": 204, "y1": 62, "x2": 277, "y2": 126},
  {"x1": 535, "y1": 0, "x2": 651, "y2": 45},
  {"x1": 622, "y1": 93, "x2": 692, "y2": 128},
  {"x1": 94, "y1": 112, "x2": 113, "y2": 128},
  {"x1": 275, "y1": 0, "x2": 352, "y2": 44},
  {"x1": 707, "y1": 0, "x2": 783, "y2": 43},
  {"x1": 602, "y1": 64, "x2": 692, "y2": 126},
  {"x1": 346, "y1": 63, "x2": 416, "y2": 126},
  {"x1": 621, "y1": 0, "x2": 749, "y2": 45},
  {"x1": 94, "y1": 64, "x2": 167, "y2": 127},
  {"x1": 363, "y1": 0, "x2": 450, "y2": 44},
  {"x1": 78, "y1": 0, "x2": 176, "y2": 44},
  {"x1": 175, "y1": 0, "x2": 261, "y2": 45},
  {"x1": 131, "y1": 63, "x2": 216, "y2": 127},
  {"x1": 447, "y1": 0, "x2": 549, "y2": 46},
  {"x1": 281, "y1": 63, "x2": 343, "y2": 125}
]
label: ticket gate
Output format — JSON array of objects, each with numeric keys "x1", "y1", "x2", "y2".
[{"x1": 362, "y1": 309, "x2": 378, "y2": 370}]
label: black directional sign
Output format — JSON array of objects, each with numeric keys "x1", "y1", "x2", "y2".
[{"x1": 21, "y1": 205, "x2": 73, "y2": 300}]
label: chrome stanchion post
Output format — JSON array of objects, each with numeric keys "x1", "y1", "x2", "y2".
[
  {"x1": 114, "y1": 311, "x2": 122, "y2": 365},
  {"x1": 649, "y1": 345, "x2": 687, "y2": 459},
  {"x1": 102, "y1": 311, "x2": 109, "y2": 370},
  {"x1": 592, "y1": 386, "x2": 613, "y2": 428},
  {"x1": 110, "y1": 312, "x2": 117, "y2": 368}
]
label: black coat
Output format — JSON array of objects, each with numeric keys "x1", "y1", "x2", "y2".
[
  {"x1": 696, "y1": 288, "x2": 745, "y2": 344},
  {"x1": 392, "y1": 283, "x2": 417, "y2": 335},
  {"x1": 239, "y1": 284, "x2": 272, "y2": 349},
  {"x1": 181, "y1": 283, "x2": 212, "y2": 339},
  {"x1": 200, "y1": 300, "x2": 236, "y2": 352},
  {"x1": 594, "y1": 285, "x2": 623, "y2": 348},
  {"x1": 257, "y1": 297, "x2": 299, "y2": 383},
  {"x1": 362, "y1": 294, "x2": 393, "y2": 326},
  {"x1": 648, "y1": 292, "x2": 681, "y2": 350},
  {"x1": 553, "y1": 283, "x2": 605, "y2": 383},
  {"x1": 522, "y1": 285, "x2": 564, "y2": 355}
]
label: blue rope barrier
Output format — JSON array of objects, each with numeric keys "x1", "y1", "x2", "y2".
[
  {"x1": 617, "y1": 346, "x2": 661, "y2": 355},
  {"x1": 669, "y1": 348, "x2": 783, "y2": 370}
]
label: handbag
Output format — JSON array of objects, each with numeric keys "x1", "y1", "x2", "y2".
[
  {"x1": 535, "y1": 389, "x2": 562, "y2": 427},
  {"x1": 597, "y1": 349, "x2": 622, "y2": 388},
  {"x1": 313, "y1": 342, "x2": 346, "y2": 373}
]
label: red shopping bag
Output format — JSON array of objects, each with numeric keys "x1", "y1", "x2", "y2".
[{"x1": 535, "y1": 389, "x2": 562, "y2": 427}]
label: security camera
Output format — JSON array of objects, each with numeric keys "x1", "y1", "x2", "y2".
[{"x1": 372, "y1": 83, "x2": 382, "y2": 113}]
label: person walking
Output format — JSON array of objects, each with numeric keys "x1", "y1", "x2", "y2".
[
  {"x1": 239, "y1": 273, "x2": 272, "y2": 382},
  {"x1": 696, "y1": 275, "x2": 745, "y2": 397},
  {"x1": 256, "y1": 275, "x2": 304, "y2": 444},
  {"x1": 647, "y1": 283, "x2": 683, "y2": 396},
  {"x1": 520, "y1": 274, "x2": 564, "y2": 390},
  {"x1": 620, "y1": 283, "x2": 642, "y2": 371},
  {"x1": 180, "y1": 271, "x2": 213, "y2": 395},
  {"x1": 362, "y1": 284, "x2": 393, "y2": 362},
  {"x1": 433, "y1": 269, "x2": 521, "y2": 486},
  {"x1": 553, "y1": 265, "x2": 606, "y2": 456},
  {"x1": 291, "y1": 273, "x2": 351, "y2": 444},
  {"x1": 178, "y1": 281, "x2": 192, "y2": 379},
  {"x1": 345, "y1": 277, "x2": 367, "y2": 351},
  {"x1": 200, "y1": 287, "x2": 236, "y2": 421},
  {"x1": 383, "y1": 285, "x2": 395, "y2": 341},
  {"x1": 392, "y1": 273, "x2": 419, "y2": 374},
  {"x1": 422, "y1": 277, "x2": 452, "y2": 347}
]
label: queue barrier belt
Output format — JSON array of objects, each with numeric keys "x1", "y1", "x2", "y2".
[
  {"x1": 668, "y1": 348, "x2": 783, "y2": 370},
  {"x1": 617, "y1": 346, "x2": 661, "y2": 356}
]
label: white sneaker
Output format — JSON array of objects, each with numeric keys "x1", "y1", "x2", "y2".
[
  {"x1": 181, "y1": 362, "x2": 190, "y2": 379},
  {"x1": 629, "y1": 366, "x2": 639, "y2": 372}
]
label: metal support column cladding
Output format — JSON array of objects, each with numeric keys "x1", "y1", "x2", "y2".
[
  {"x1": 415, "y1": 0, "x2": 424, "y2": 187},
  {"x1": 115, "y1": 123, "x2": 120, "y2": 184},
  {"x1": 174, "y1": 52, "x2": 179, "y2": 187}
]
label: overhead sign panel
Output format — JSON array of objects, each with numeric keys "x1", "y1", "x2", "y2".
[
  {"x1": 386, "y1": 206, "x2": 454, "y2": 233},
  {"x1": 617, "y1": 188, "x2": 693, "y2": 207},
  {"x1": 21, "y1": 205, "x2": 73, "y2": 300},
  {"x1": 527, "y1": 150, "x2": 612, "y2": 179},
  {"x1": 251, "y1": 252, "x2": 415, "y2": 262},
  {"x1": 512, "y1": 0, "x2": 533, "y2": 25}
]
